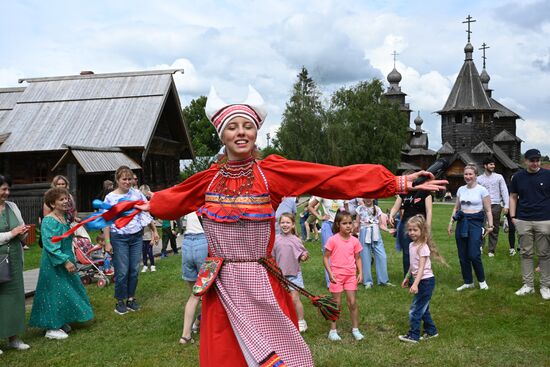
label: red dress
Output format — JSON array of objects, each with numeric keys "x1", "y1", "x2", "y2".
[{"x1": 149, "y1": 155, "x2": 399, "y2": 367}]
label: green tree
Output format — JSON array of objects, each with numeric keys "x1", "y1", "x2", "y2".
[
  {"x1": 182, "y1": 96, "x2": 221, "y2": 157},
  {"x1": 260, "y1": 137, "x2": 284, "y2": 159},
  {"x1": 277, "y1": 67, "x2": 327, "y2": 163},
  {"x1": 325, "y1": 80, "x2": 407, "y2": 170}
]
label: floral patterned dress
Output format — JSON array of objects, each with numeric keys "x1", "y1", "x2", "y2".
[{"x1": 29, "y1": 216, "x2": 94, "y2": 329}]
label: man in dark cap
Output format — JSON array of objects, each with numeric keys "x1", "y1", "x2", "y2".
[{"x1": 509, "y1": 149, "x2": 550, "y2": 300}]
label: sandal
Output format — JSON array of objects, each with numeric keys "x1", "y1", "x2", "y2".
[{"x1": 179, "y1": 336, "x2": 194, "y2": 345}]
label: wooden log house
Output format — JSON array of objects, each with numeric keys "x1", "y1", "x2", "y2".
[{"x1": 0, "y1": 69, "x2": 194, "y2": 224}]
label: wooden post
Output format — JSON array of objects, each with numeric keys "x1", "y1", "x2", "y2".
[{"x1": 67, "y1": 163, "x2": 77, "y2": 198}]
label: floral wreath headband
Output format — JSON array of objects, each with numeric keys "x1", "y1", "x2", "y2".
[{"x1": 204, "y1": 85, "x2": 268, "y2": 138}]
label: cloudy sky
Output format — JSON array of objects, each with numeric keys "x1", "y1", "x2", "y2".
[{"x1": 1, "y1": 0, "x2": 549, "y2": 155}]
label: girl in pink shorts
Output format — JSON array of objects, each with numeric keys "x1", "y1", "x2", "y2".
[{"x1": 323, "y1": 210, "x2": 364, "y2": 341}]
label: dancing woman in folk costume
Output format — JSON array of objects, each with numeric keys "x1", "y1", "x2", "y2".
[{"x1": 116, "y1": 86, "x2": 446, "y2": 366}]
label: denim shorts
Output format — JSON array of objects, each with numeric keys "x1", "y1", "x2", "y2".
[
  {"x1": 286, "y1": 271, "x2": 304, "y2": 291},
  {"x1": 181, "y1": 233, "x2": 208, "y2": 282}
]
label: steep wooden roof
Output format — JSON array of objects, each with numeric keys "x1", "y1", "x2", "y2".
[{"x1": 0, "y1": 69, "x2": 192, "y2": 159}]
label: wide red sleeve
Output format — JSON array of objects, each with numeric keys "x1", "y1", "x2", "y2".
[
  {"x1": 260, "y1": 155, "x2": 399, "y2": 204},
  {"x1": 149, "y1": 164, "x2": 218, "y2": 220}
]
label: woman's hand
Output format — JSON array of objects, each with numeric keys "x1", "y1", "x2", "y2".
[
  {"x1": 11, "y1": 224, "x2": 29, "y2": 237},
  {"x1": 152, "y1": 232, "x2": 160, "y2": 243},
  {"x1": 447, "y1": 223, "x2": 453, "y2": 236},
  {"x1": 401, "y1": 278, "x2": 409, "y2": 288},
  {"x1": 64, "y1": 261, "x2": 77, "y2": 273},
  {"x1": 300, "y1": 253, "x2": 309, "y2": 262},
  {"x1": 135, "y1": 202, "x2": 151, "y2": 212},
  {"x1": 405, "y1": 171, "x2": 448, "y2": 192},
  {"x1": 409, "y1": 283, "x2": 419, "y2": 294},
  {"x1": 483, "y1": 226, "x2": 494, "y2": 238}
]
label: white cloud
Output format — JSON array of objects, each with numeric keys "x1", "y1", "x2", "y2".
[
  {"x1": 519, "y1": 119, "x2": 550, "y2": 151},
  {"x1": 1, "y1": 0, "x2": 549, "y2": 156}
]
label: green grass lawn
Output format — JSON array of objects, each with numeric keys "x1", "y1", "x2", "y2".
[{"x1": 3, "y1": 200, "x2": 549, "y2": 366}]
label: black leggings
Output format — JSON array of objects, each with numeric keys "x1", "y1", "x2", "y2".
[
  {"x1": 506, "y1": 213, "x2": 516, "y2": 249},
  {"x1": 142, "y1": 240, "x2": 155, "y2": 266}
]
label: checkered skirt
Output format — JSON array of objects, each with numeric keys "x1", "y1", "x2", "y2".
[{"x1": 202, "y1": 217, "x2": 313, "y2": 367}]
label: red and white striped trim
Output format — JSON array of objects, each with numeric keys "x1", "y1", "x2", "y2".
[{"x1": 212, "y1": 104, "x2": 262, "y2": 134}]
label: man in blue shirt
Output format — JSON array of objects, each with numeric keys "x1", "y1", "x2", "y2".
[{"x1": 509, "y1": 149, "x2": 550, "y2": 300}]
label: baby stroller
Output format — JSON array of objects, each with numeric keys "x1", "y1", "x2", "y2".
[{"x1": 73, "y1": 235, "x2": 113, "y2": 288}]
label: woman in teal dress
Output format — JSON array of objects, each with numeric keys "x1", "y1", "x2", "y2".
[
  {"x1": 29, "y1": 187, "x2": 94, "y2": 340},
  {"x1": 0, "y1": 175, "x2": 31, "y2": 354}
]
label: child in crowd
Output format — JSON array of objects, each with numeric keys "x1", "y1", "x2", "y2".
[
  {"x1": 142, "y1": 219, "x2": 159, "y2": 272},
  {"x1": 161, "y1": 219, "x2": 179, "y2": 257},
  {"x1": 323, "y1": 210, "x2": 364, "y2": 341},
  {"x1": 355, "y1": 198, "x2": 394, "y2": 288},
  {"x1": 399, "y1": 214, "x2": 447, "y2": 343},
  {"x1": 95, "y1": 234, "x2": 113, "y2": 275},
  {"x1": 299, "y1": 206, "x2": 310, "y2": 241},
  {"x1": 305, "y1": 199, "x2": 320, "y2": 242},
  {"x1": 272, "y1": 212, "x2": 309, "y2": 333}
]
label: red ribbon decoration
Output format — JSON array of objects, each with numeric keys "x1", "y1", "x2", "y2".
[{"x1": 51, "y1": 200, "x2": 145, "y2": 243}]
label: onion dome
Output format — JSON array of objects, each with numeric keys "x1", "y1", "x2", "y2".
[
  {"x1": 480, "y1": 68, "x2": 490, "y2": 84},
  {"x1": 387, "y1": 68, "x2": 402, "y2": 84},
  {"x1": 414, "y1": 112, "x2": 423, "y2": 132}
]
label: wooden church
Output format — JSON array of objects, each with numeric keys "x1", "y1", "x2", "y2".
[{"x1": 389, "y1": 16, "x2": 522, "y2": 194}]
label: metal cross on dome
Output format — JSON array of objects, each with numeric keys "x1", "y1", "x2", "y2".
[
  {"x1": 479, "y1": 42, "x2": 490, "y2": 69},
  {"x1": 462, "y1": 14, "x2": 476, "y2": 43},
  {"x1": 391, "y1": 50, "x2": 399, "y2": 68}
]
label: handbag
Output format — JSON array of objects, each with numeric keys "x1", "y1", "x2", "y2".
[
  {"x1": 0, "y1": 204, "x2": 20, "y2": 284},
  {"x1": 0, "y1": 251, "x2": 11, "y2": 283},
  {"x1": 192, "y1": 257, "x2": 224, "y2": 296}
]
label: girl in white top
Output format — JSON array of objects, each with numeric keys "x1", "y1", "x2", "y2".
[
  {"x1": 448, "y1": 164, "x2": 493, "y2": 292},
  {"x1": 355, "y1": 198, "x2": 392, "y2": 288}
]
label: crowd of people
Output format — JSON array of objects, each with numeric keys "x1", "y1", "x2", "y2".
[{"x1": 0, "y1": 85, "x2": 548, "y2": 367}]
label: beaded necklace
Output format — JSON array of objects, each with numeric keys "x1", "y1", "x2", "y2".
[{"x1": 212, "y1": 158, "x2": 255, "y2": 221}]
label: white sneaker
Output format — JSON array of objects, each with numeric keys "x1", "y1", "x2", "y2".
[
  {"x1": 479, "y1": 281, "x2": 489, "y2": 290},
  {"x1": 456, "y1": 283, "x2": 475, "y2": 292},
  {"x1": 328, "y1": 330, "x2": 341, "y2": 341},
  {"x1": 352, "y1": 328, "x2": 364, "y2": 341},
  {"x1": 515, "y1": 284, "x2": 534, "y2": 296},
  {"x1": 364, "y1": 283, "x2": 373, "y2": 289},
  {"x1": 488, "y1": 252, "x2": 495, "y2": 257},
  {"x1": 150, "y1": 265, "x2": 156, "y2": 272},
  {"x1": 298, "y1": 319, "x2": 308, "y2": 333},
  {"x1": 0, "y1": 348, "x2": 3, "y2": 355},
  {"x1": 509, "y1": 248, "x2": 516, "y2": 256},
  {"x1": 8, "y1": 339, "x2": 30, "y2": 350},
  {"x1": 540, "y1": 286, "x2": 550, "y2": 300},
  {"x1": 141, "y1": 266, "x2": 148, "y2": 273},
  {"x1": 45, "y1": 329, "x2": 69, "y2": 340}
]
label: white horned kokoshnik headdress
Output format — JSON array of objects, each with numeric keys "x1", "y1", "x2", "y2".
[{"x1": 204, "y1": 85, "x2": 267, "y2": 138}]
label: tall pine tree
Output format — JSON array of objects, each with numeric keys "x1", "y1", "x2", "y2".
[
  {"x1": 277, "y1": 67, "x2": 327, "y2": 163},
  {"x1": 326, "y1": 80, "x2": 407, "y2": 170}
]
